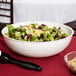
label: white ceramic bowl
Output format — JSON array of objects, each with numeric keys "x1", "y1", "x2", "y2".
[{"x1": 1, "y1": 22, "x2": 74, "y2": 58}]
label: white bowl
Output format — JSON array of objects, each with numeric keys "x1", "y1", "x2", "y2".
[{"x1": 1, "y1": 22, "x2": 74, "y2": 58}]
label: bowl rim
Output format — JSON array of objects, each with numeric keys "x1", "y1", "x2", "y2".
[{"x1": 1, "y1": 21, "x2": 74, "y2": 43}]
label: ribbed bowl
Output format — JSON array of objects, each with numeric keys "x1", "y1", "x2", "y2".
[{"x1": 1, "y1": 22, "x2": 74, "y2": 58}]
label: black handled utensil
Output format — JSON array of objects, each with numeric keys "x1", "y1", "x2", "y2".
[{"x1": 0, "y1": 50, "x2": 42, "y2": 71}]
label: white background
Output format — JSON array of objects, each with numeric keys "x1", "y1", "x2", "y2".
[{"x1": 0, "y1": 0, "x2": 76, "y2": 23}]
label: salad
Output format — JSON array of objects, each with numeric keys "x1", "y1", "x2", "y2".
[{"x1": 5, "y1": 23, "x2": 68, "y2": 42}]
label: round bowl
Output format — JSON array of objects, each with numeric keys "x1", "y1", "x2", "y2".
[
  {"x1": 64, "y1": 51, "x2": 76, "y2": 73},
  {"x1": 1, "y1": 22, "x2": 74, "y2": 58}
]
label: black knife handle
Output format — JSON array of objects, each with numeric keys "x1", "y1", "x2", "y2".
[
  {"x1": 0, "y1": 52, "x2": 42, "y2": 71},
  {"x1": 9, "y1": 57, "x2": 42, "y2": 71}
]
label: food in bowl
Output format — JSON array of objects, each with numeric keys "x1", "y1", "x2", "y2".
[
  {"x1": 68, "y1": 57, "x2": 76, "y2": 73},
  {"x1": 64, "y1": 51, "x2": 76, "y2": 73},
  {"x1": 68, "y1": 57, "x2": 76, "y2": 66},
  {"x1": 1, "y1": 22, "x2": 74, "y2": 57},
  {"x1": 5, "y1": 23, "x2": 68, "y2": 42}
]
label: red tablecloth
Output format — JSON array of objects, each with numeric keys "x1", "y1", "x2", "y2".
[{"x1": 0, "y1": 36, "x2": 76, "y2": 76}]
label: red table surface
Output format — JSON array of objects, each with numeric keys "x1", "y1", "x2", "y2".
[{"x1": 0, "y1": 36, "x2": 76, "y2": 76}]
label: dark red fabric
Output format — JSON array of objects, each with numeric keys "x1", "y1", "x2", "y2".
[{"x1": 0, "y1": 36, "x2": 76, "y2": 76}]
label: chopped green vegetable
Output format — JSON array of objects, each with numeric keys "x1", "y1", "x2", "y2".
[
  {"x1": 5, "y1": 23, "x2": 68, "y2": 42},
  {"x1": 7, "y1": 25, "x2": 14, "y2": 33},
  {"x1": 48, "y1": 35, "x2": 54, "y2": 41}
]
